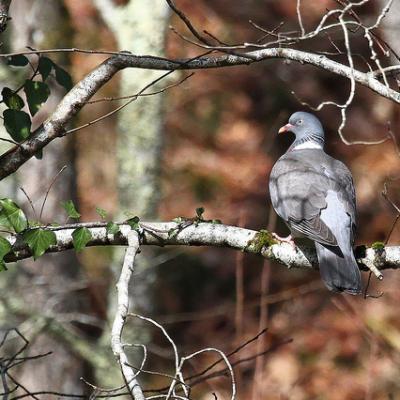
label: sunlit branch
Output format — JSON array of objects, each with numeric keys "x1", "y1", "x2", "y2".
[{"x1": 2, "y1": 221, "x2": 395, "y2": 277}]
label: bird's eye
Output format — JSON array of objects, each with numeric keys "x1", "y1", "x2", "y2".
[{"x1": 297, "y1": 119, "x2": 303, "y2": 125}]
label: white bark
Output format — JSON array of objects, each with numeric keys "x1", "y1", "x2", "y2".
[
  {"x1": 95, "y1": 0, "x2": 170, "y2": 217},
  {"x1": 92, "y1": 1, "x2": 171, "y2": 387},
  {"x1": 111, "y1": 231, "x2": 145, "y2": 400},
  {"x1": 1, "y1": 44, "x2": 400, "y2": 179},
  {"x1": 4, "y1": 222, "x2": 396, "y2": 272}
]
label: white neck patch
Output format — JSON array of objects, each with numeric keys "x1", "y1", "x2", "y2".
[{"x1": 292, "y1": 142, "x2": 323, "y2": 150}]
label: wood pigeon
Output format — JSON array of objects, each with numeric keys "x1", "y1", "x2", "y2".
[{"x1": 269, "y1": 111, "x2": 362, "y2": 294}]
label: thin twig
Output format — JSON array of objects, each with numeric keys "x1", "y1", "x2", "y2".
[
  {"x1": 39, "y1": 165, "x2": 67, "y2": 220},
  {"x1": 19, "y1": 187, "x2": 37, "y2": 220},
  {"x1": 296, "y1": 0, "x2": 306, "y2": 36},
  {"x1": 86, "y1": 73, "x2": 194, "y2": 104},
  {"x1": 64, "y1": 52, "x2": 210, "y2": 136}
]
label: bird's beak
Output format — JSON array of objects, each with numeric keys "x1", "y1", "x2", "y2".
[{"x1": 278, "y1": 123, "x2": 294, "y2": 134}]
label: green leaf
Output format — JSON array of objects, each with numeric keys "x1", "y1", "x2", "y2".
[
  {"x1": 3, "y1": 109, "x2": 31, "y2": 142},
  {"x1": 61, "y1": 200, "x2": 81, "y2": 219},
  {"x1": 54, "y1": 65, "x2": 73, "y2": 91},
  {"x1": 168, "y1": 228, "x2": 178, "y2": 239},
  {"x1": 0, "y1": 237, "x2": 12, "y2": 261},
  {"x1": 28, "y1": 220, "x2": 41, "y2": 227},
  {"x1": 0, "y1": 261, "x2": 7, "y2": 272},
  {"x1": 196, "y1": 207, "x2": 205, "y2": 218},
  {"x1": 24, "y1": 80, "x2": 50, "y2": 116},
  {"x1": 7, "y1": 55, "x2": 29, "y2": 67},
  {"x1": 96, "y1": 207, "x2": 107, "y2": 220},
  {"x1": 0, "y1": 198, "x2": 28, "y2": 233},
  {"x1": 22, "y1": 229, "x2": 57, "y2": 260},
  {"x1": 2, "y1": 87, "x2": 24, "y2": 110},
  {"x1": 126, "y1": 216, "x2": 140, "y2": 230},
  {"x1": 38, "y1": 57, "x2": 54, "y2": 81},
  {"x1": 106, "y1": 222, "x2": 120, "y2": 235},
  {"x1": 72, "y1": 227, "x2": 92, "y2": 252}
]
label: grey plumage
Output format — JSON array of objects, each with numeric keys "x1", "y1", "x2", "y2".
[{"x1": 269, "y1": 112, "x2": 362, "y2": 294}]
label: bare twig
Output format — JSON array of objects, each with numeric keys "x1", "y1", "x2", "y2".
[
  {"x1": 63, "y1": 52, "x2": 207, "y2": 136},
  {"x1": 166, "y1": 0, "x2": 212, "y2": 46},
  {"x1": 296, "y1": 0, "x2": 306, "y2": 36},
  {"x1": 1, "y1": 42, "x2": 400, "y2": 180},
  {"x1": 19, "y1": 187, "x2": 37, "y2": 220},
  {"x1": 86, "y1": 73, "x2": 194, "y2": 104},
  {"x1": 382, "y1": 182, "x2": 400, "y2": 245},
  {"x1": 39, "y1": 165, "x2": 67, "y2": 220}
]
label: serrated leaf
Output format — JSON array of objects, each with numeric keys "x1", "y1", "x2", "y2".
[
  {"x1": 3, "y1": 109, "x2": 31, "y2": 142},
  {"x1": 24, "y1": 80, "x2": 50, "y2": 116},
  {"x1": 72, "y1": 227, "x2": 92, "y2": 252},
  {"x1": 196, "y1": 207, "x2": 205, "y2": 218},
  {"x1": 54, "y1": 65, "x2": 73, "y2": 91},
  {"x1": 0, "y1": 237, "x2": 12, "y2": 262},
  {"x1": 61, "y1": 200, "x2": 80, "y2": 219},
  {"x1": 22, "y1": 229, "x2": 56, "y2": 260},
  {"x1": 126, "y1": 216, "x2": 140, "y2": 230},
  {"x1": 2, "y1": 87, "x2": 24, "y2": 110},
  {"x1": 0, "y1": 199, "x2": 28, "y2": 233},
  {"x1": 38, "y1": 57, "x2": 53, "y2": 81},
  {"x1": 7, "y1": 55, "x2": 29, "y2": 67},
  {"x1": 96, "y1": 207, "x2": 107, "y2": 220},
  {"x1": 106, "y1": 222, "x2": 120, "y2": 235}
]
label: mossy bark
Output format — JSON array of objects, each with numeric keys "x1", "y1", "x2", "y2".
[
  {"x1": 96, "y1": 0, "x2": 171, "y2": 218},
  {"x1": 0, "y1": 1, "x2": 89, "y2": 396},
  {"x1": 94, "y1": 0, "x2": 171, "y2": 387}
]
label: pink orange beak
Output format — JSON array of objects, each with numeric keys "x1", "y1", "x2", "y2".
[{"x1": 278, "y1": 123, "x2": 294, "y2": 134}]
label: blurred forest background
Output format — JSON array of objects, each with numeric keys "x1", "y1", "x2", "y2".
[{"x1": 2, "y1": 0, "x2": 400, "y2": 399}]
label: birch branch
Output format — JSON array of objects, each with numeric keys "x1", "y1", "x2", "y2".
[
  {"x1": 3, "y1": 221, "x2": 396, "y2": 274},
  {"x1": 111, "y1": 231, "x2": 145, "y2": 400},
  {"x1": 0, "y1": 45, "x2": 399, "y2": 180}
]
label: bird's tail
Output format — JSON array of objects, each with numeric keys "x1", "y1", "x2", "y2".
[{"x1": 315, "y1": 242, "x2": 362, "y2": 295}]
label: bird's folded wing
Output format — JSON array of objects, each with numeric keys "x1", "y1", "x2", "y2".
[
  {"x1": 289, "y1": 215, "x2": 338, "y2": 246},
  {"x1": 269, "y1": 153, "x2": 351, "y2": 248}
]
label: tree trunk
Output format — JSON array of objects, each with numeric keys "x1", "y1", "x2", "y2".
[
  {"x1": 2, "y1": 1, "x2": 89, "y2": 396},
  {"x1": 93, "y1": 0, "x2": 170, "y2": 386},
  {"x1": 95, "y1": 0, "x2": 170, "y2": 217}
]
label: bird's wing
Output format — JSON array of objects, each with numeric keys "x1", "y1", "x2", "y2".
[
  {"x1": 330, "y1": 159, "x2": 357, "y2": 243},
  {"x1": 289, "y1": 215, "x2": 337, "y2": 246},
  {"x1": 269, "y1": 150, "x2": 355, "y2": 247},
  {"x1": 316, "y1": 189, "x2": 361, "y2": 294}
]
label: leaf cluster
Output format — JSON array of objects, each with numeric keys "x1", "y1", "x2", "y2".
[
  {"x1": 0, "y1": 197, "x2": 145, "y2": 269},
  {"x1": 2, "y1": 55, "x2": 73, "y2": 145}
]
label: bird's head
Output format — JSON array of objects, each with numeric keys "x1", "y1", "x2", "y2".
[{"x1": 278, "y1": 111, "x2": 325, "y2": 147}]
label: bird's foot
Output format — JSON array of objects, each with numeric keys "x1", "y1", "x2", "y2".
[{"x1": 272, "y1": 233, "x2": 296, "y2": 248}]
